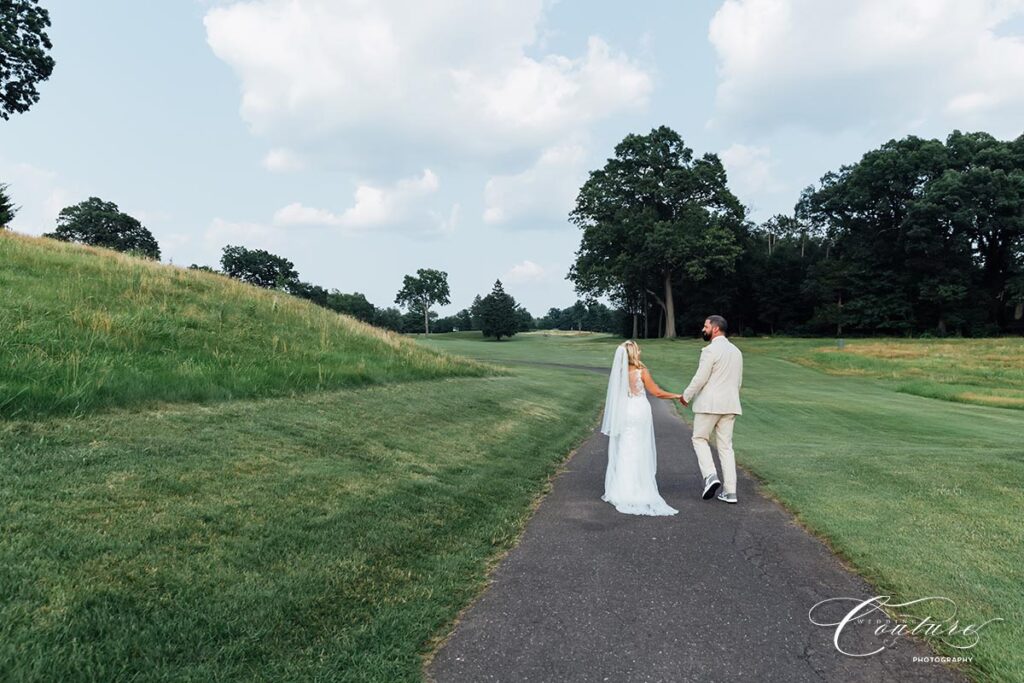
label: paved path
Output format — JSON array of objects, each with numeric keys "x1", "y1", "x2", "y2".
[{"x1": 426, "y1": 378, "x2": 966, "y2": 683}]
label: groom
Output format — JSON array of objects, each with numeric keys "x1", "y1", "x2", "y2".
[{"x1": 680, "y1": 315, "x2": 743, "y2": 504}]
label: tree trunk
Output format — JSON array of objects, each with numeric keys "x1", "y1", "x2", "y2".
[
  {"x1": 663, "y1": 272, "x2": 676, "y2": 338},
  {"x1": 424, "y1": 306, "x2": 429, "y2": 335},
  {"x1": 642, "y1": 291, "x2": 648, "y2": 338},
  {"x1": 645, "y1": 286, "x2": 672, "y2": 339},
  {"x1": 632, "y1": 313, "x2": 638, "y2": 338},
  {"x1": 658, "y1": 306, "x2": 664, "y2": 339},
  {"x1": 1015, "y1": 302, "x2": 1023, "y2": 321},
  {"x1": 836, "y1": 293, "x2": 843, "y2": 336}
]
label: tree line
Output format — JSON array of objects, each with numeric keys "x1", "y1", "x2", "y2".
[
  {"x1": 570, "y1": 126, "x2": 1024, "y2": 337},
  {"x1": 8, "y1": 125, "x2": 1021, "y2": 340}
]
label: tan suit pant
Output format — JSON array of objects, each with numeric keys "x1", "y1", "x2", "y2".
[{"x1": 691, "y1": 413, "x2": 737, "y2": 494}]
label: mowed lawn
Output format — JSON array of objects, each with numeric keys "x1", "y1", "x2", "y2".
[
  {"x1": 743, "y1": 336, "x2": 1024, "y2": 410},
  {"x1": 419, "y1": 332, "x2": 1024, "y2": 683},
  {"x1": 0, "y1": 366, "x2": 607, "y2": 682}
]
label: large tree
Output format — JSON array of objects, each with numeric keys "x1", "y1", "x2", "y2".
[
  {"x1": 219, "y1": 244, "x2": 298, "y2": 289},
  {"x1": 395, "y1": 268, "x2": 450, "y2": 334},
  {"x1": 569, "y1": 126, "x2": 745, "y2": 337},
  {"x1": 1, "y1": 0, "x2": 55, "y2": 120},
  {"x1": 44, "y1": 197, "x2": 160, "y2": 259},
  {"x1": 1, "y1": 182, "x2": 17, "y2": 227}
]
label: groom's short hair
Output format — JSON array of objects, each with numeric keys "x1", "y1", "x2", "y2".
[{"x1": 707, "y1": 315, "x2": 728, "y2": 334}]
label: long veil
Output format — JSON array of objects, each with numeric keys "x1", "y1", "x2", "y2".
[{"x1": 600, "y1": 344, "x2": 629, "y2": 436}]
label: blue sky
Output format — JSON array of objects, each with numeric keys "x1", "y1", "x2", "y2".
[{"x1": 3, "y1": 0, "x2": 1023, "y2": 317}]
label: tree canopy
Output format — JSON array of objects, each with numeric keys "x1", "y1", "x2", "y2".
[
  {"x1": 43, "y1": 197, "x2": 160, "y2": 259},
  {"x1": 219, "y1": 245, "x2": 298, "y2": 290},
  {"x1": 800, "y1": 131, "x2": 1024, "y2": 335},
  {"x1": 569, "y1": 126, "x2": 745, "y2": 337},
  {"x1": 1, "y1": 0, "x2": 55, "y2": 120},
  {"x1": 395, "y1": 268, "x2": 451, "y2": 334},
  {"x1": 326, "y1": 291, "x2": 377, "y2": 324}
]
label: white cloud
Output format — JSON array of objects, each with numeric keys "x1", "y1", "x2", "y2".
[
  {"x1": 0, "y1": 161, "x2": 74, "y2": 235},
  {"x1": 273, "y1": 169, "x2": 447, "y2": 233},
  {"x1": 161, "y1": 232, "x2": 193, "y2": 253},
  {"x1": 708, "y1": 0, "x2": 1024, "y2": 137},
  {"x1": 204, "y1": 217, "x2": 286, "y2": 251},
  {"x1": 505, "y1": 260, "x2": 546, "y2": 283},
  {"x1": 483, "y1": 142, "x2": 586, "y2": 228},
  {"x1": 262, "y1": 147, "x2": 306, "y2": 172},
  {"x1": 430, "y1": 202, "x2": 461, "y2": 237},
  {"x1": 719, "y1": 143, "x2": 783, "y2": 198},
  {"x1": 204, "y1": 1, "x2": 651, "y2": 156},
  {"x1": 273, "y1": 203, "x2": 341, "y2": 226},
  {"x1": 196, "y1": 217, "x2": 299, "y2": 270}
]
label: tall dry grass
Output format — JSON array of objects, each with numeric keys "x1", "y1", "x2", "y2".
[{"x1": 1, "y1": 231, "x2": 492, "y2": 420}]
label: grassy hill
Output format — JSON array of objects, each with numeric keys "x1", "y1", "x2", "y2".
[
  {"x1": 0, "y1": 231, "x2": 490, "y2": 420},
  {"x1": 0, "y1": 232, "x2": 608, "y2": 681}
]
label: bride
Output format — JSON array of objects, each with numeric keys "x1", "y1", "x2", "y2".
[{"x1": 601, "y1": 340, "x2": 681, "y2": 516}]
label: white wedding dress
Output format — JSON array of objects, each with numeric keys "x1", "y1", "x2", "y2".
[{"x1": 600, "y1": 346, "x2": 679, "y2": 516}]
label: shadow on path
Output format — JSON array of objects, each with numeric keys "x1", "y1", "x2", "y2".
[{"x1": 426, "y1": 365, "x2": 966, "y2": 682}]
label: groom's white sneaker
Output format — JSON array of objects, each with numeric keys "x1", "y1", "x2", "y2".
[
  {"x1": 701, "y1": 474, "x2": 721, "y2": 500},
  {"x1": 716, "y1": 491, "x2": 738, "y2": 504}
]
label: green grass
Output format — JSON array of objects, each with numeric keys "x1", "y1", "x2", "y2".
[
  {"x1": 414, "y1": 330, "x2": 625, "y2": 367},
  {"x1": 421, "y1": 332, "x2": 1024, "y2": 409},
  {"x1": 4, "y1": 229, "x2": 1021, "y2": 681},
  {"x1": 0, "y1": 366, "x2": 607, "y2": 681},
  {"x1": 421, "y1": 332, "x2": 1024, "y2": 683},
  {"x1": 0, "y1": 231, "x2": 490, "y2": 421},
  {"x1": 741, "y1": 337, "x2": 1024, "y2": 410},
  {"x1": 1, "y1": 235, "x2": 608, "y2": 681}
]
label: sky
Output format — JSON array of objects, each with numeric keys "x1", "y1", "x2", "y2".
[{"x1": 3, "y1": 0, "x2": 1024, "y2": 317}]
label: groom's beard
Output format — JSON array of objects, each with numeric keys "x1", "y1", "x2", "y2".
[{"x1": 702, "y1": 331, "x2": 712, "y2": 341}]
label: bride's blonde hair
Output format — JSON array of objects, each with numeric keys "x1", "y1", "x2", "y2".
[{"x1": 623, "y1": 340, "x2": 646, "y2": 368}]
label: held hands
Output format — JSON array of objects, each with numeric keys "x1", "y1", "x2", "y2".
[{"x1": 676, "y1": 394, "x2": 687, "y2": 407}]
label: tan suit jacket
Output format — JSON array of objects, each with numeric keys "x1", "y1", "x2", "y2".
[{"x1": 682, "y1": 335, "x2": 743, "y2": 415}]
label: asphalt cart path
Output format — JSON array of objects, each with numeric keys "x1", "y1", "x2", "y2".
[{"x1": 427, "y1": 365, "x2": 965, "y2": 683}]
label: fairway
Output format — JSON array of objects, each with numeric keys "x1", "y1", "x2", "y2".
[{"x1": 419, "y1": 332, "x2": 1024, "y2": 683}]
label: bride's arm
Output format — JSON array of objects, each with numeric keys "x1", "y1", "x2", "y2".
[{"x1": 641, "y1": 368, "x2": 681, "y2": 399}]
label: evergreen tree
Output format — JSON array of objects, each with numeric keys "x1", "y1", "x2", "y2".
[
  {"x1": 0, "y1": 182, "x2": 17, "y2": 228},
  {"x1": 480, "y1": 280, "x2": 519, "y2": 340}
]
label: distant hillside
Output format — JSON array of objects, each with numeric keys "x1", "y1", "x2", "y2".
[{"x1": 0, "y1": 231, "x2": 492, "y2": 420}]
